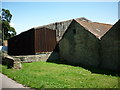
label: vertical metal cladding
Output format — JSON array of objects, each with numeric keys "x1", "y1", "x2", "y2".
[
  {"x1": 8, "y1": 27, "x2": 57, "y2": 55},
  {"x1": 8, "y1": 28, "x2": 35, "y2": 55},
  {"x1": 35, "y1": 27, "x2": 57, "y2": 53}
]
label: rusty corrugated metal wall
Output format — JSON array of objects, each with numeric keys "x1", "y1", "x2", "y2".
[
  {"x1": 8, "y1": 28, "x2": 35, "y2": 55},
  {"x1": 35, "y1": 27, "x2": 57, "y2": 53},
  {"x1": 8, "y1": 27, "x2": 57, "y2": 55}
]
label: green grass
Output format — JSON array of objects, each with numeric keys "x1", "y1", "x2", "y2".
[{"x1": 0, "y1": 61, "x2": 119, "y2": 88}]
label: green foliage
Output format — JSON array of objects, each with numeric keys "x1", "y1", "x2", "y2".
[
  {"x1": 1, "y1": 8, "x2": 16, "y2": 40},
  {"x1": 2, "y1": 8, "x2": 12, "y2": 22},
  {"x1": 1, "y1": 62, "x2": 119, "y2": 88}
]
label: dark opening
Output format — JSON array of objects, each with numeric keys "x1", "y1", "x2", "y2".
[{"x1": 73, "y1": 29, "x2": 76, "y2": 34}]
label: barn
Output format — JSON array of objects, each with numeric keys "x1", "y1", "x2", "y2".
[
  {"x1": 58, "y1": 19, "x2": 119, "y2": 71},
  {"x1": 8, "y1": 18, "x2": 83, "y2": 55},
  {"x1": 8, "y1": 27, "x2": 57, "y2": 55},
  {"x1": 100, "y1": 20, "x2": 120, "y2": 71},
  {"x1": 8, "y1": 17, "x2": 119, "y2": 71},
  {"x1": 8, "y1": 18, "x2": 78, "y2": 55}
]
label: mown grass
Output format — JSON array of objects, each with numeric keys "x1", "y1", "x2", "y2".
[{"x1": 0, "y1": 61, "x2": 119, "y2": 88}]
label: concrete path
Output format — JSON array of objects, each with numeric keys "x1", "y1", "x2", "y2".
[{"x1": 0, "y1": 73, "x2": 32, "y2": 89}]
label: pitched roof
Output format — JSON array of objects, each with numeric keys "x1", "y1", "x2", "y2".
[
  {"x1": 32, "y1": 17, "x2": 113, "y2": 40},
  {"x1": 34, "y1": 19, "x2": 72, "y2": 29},
  {"x1": 75, "y1": 18, "x2": 113, "y2": 39},
  {"x1": 34, "y1": 17, "x2": 113, "y2": 39}
]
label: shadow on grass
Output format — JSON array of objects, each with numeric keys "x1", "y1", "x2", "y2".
[
  {"x1": 47, "y1": 56, "x2": 120, "y2": 87},
  {"x1": 47, "y1": 49, "x2": 120, "y2": 77},
  {"x1": 48, "y1": 59, "x2": 120, "y2": 77}
]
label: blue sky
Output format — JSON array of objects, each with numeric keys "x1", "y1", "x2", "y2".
[{"x1": 2, "y1": 2, "x2": 118, "y2": 34}]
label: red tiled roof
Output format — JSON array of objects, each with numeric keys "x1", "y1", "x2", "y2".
[{"x1": 75, "y1": 18, "x2": 113, "y2": 39}]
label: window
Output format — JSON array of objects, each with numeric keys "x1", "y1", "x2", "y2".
[{"x1": 73, "y1": 29, "x2": 76, "y2": 34}]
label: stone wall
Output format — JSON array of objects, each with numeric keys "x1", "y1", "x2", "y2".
[
  {"x1": 59, "y1": 20, "x2": 100, "y2": 67},
  {"x1": 2, "y1": 52, "x2": 52, "y2": 69},
  {"x1": 58, "y1": 20, "x2": 120, "y2": 72},
  {"x1": 100, "y1": 20, "x2": 120, "y2": 71},
  {"x1": 13, "y1": 52, "x2": 52, "y2": 63}
]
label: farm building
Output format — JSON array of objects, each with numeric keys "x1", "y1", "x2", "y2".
[
  {"x1": 58, "y1": 19, "x2": 120, "y2": 71},
  {"x1": 8, "y1": 17, "x2": 87, "y2": 55},
  {"x1": 58, "y1": 19, "x2": 112, "y2": 67},
  {"x1": 8, "y1": 27, "x2": 57, "y2": 55},
  {"x1": 35, "y1": 17, "x2": 89, "y2": 42},
  {"x1": 8, "y1": 17, "x2": 119, "y2": 71},
  {"x1": 100, "y1": 20, "x2": 120, "y2": 71}
]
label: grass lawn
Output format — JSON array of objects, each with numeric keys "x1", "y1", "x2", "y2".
[{"x1": 0, "y1": 61, "x2": 119, "y2": 88}]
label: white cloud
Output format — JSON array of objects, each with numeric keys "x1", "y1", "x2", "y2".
[{"x1": 10, "y1": 22, "x2": 15, "y2": 27}]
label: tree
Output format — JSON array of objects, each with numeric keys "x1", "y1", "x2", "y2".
[
  {"x1": 0, "y1": 11, "x2": 2, "y2": 45},
  {"x1": 2, "y1": 9, "x2": 12, "y2": 22},
  {"x1": 1, "y1": 8, "x2": 16, "y2": 44}
]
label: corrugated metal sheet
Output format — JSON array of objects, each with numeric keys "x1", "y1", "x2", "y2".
[
  {"x1": 8, "y1": 28, "x2": 35, "y2": 55},
  {"x1": 35, "y1": 27, "x2": 57, "y2": 53},
  {"x1": 34, "y1": 19, "x2": 72, "y2": 42},
  {"x1": 8, "y1": 27, "x2": 57, "y2": 55}
]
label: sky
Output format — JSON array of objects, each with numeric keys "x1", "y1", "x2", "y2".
[
  {"x1": 2, "y1": 2, "x2": 119, "y2": 34},
  {"x1": 118, "y1": 1, "x2": 120, "y2": 19}
]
